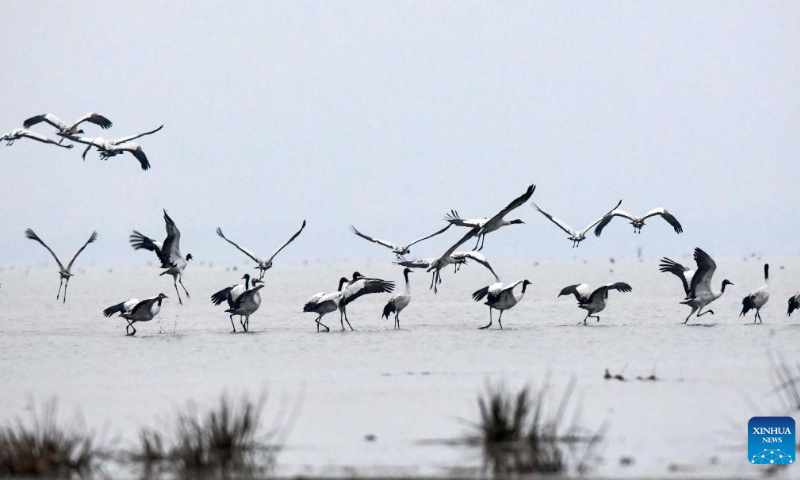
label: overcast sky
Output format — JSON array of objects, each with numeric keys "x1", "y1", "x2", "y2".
[{"x1": 1, "y1": 1, "x2": 798, "y2": 269}]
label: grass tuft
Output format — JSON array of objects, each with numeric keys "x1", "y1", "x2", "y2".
[
  {"x1": 0, "y1": 398, "x2": 100, "y2": 478},
  {"x1": 469, "y1": 378, "x2": 605, "y2": 476},
  {"x1": 769, "y1": 355, "x2": 800, "y2": 411},
  {"x1": 131, "y1": 393, "x2": 284, "y2": 478}
]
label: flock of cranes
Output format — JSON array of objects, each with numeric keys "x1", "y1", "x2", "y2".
[
  {"x1": 17, "y1": 178, "x2": 798, "y2": 336},
  {"x1": 2, "y1": 113, "x2": 163, "y2": 170},
  {"x1": 5, "y1": 116, "x2": 796, "y2": 336}
]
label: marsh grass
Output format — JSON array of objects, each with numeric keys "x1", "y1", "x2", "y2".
[
  {"x1": 0, "y1": 398, "x2": 101, "y2": 477},
  {"x1": 468, "y1": 378, "x2": 606, "y2": 476},
  {"x1": 769, "y1": 354, "x2": 800, "y2": 411},
  {"x1": 131, "y1": 393, "x2": 287, "y2": 479}
]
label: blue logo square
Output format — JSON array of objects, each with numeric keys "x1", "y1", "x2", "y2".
[{"x1": 749, "y1": 417, "x2": 795, "y2": 465}]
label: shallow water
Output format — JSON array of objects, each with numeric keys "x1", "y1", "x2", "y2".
[{"x1": 1, "y1": 257, "x2": 799, "y2": 478}]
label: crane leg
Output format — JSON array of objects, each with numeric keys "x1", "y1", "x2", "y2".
[
  {"x1": 172, "y1": 276, "x2": 183, "y2": 305},
  {"x1": 62, "y1": 279, "x2": 69, "y2": 303},
  {"x1": 315, "y1": 315, "x2": 328, "y2": 332},
  {"x1": 592, "y1": 315, "x2": 601, "y2": 323},
  {"x1": 179, "y1": 276, "x2": 190, "y2": 299},
  {"x1": 480, "y1": 308, "x2": 493, "y2": 329},
  {"x1": 395, "y1": 313, "x2": 400, "y2": 330},
  {"x1": 57, "y1": 278, "x2": 63, "y2": 301},
  {"x1": 472, "y1": 234, "x2": 481, "y2": 251},
  {"x1": 229, "y1": 315, "x2": 236, "y2": 333},
  {"x1": 581, "y1": 312, "x2": 590, "y2": 325},
  {"x1": 685, "y1": 306, "x2": 699, "y2": 324},
  {"x1": 344, "y1": 311, "x2": 354, "y2": 331},
  {"x1": 497, "y1": 310, "x2": 504, "y2": 330},
  {"x1": 697, "y1": 308, "x2": 713, "y2": 317}
]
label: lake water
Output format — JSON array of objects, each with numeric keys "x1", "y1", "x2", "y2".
[{"x1": 1, "y1": 257, "x2": 799, "y2": 478}]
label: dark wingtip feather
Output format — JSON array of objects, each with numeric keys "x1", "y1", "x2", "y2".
[
  {"x1": 382, "y1": 300, "x2": 395, "y2": 319},
  {"x1": 740, "y1": 295, "x2": 756, "y2": 316},
  {"x1": 102, "y1": 302, "x2": 125, "y2": 317},
  {"x1": 788, "y1": 296, "x2": 799, "y2": 316}
]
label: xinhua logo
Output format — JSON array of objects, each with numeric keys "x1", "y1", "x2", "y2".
[{"x1": 748, "y1": 417, "x2": 795, "y2": 465}]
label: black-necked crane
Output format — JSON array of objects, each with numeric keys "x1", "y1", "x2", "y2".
[
  {"x1": 382, "y1": 268, "x2": 413, "y2": 329},
  {"x1": 103, "y1": 293, "x2": 168, "y2": 336},
  {"x1": 533, "y1": 199, "x2": 622, "y2": 247},
  {"x1": 24, "y1": 229, "x2": 97, "y2": 303},
  {"x1": 338, "y1": 272, "x2": 395, "y2": 331},
  {"x1": 130, "y1": 209, "x2": 193, "y2": 304},
  {"x1": 444, "y1": 184, "x2": 535, "y2": 251},
  {"x1": 61, "y1": 125, "x2": 163, "y2": 171},
  {"x1": 216, "y1": 220, "x2": 306, "y2": 279},
  {"x1": 350, "y1": 224, "x2": 450, "y2": 258},
  {"x1": 472, "y1": 280, "x2": 531, "y2": 330},
  {"x1": 211, "y1": 273, "x2": 257, "y2": 332},
  {"x1": 594, "y1": 207, "x2": 682, "y2": 236},
  {"x1": 395, "y1": 250, "x2": 499, "y2": 287},
  {"x1": 559, "y1": 282, "x2": 632, "y2": 325},
  {"x1": 304, "y1": 277, "x2": 350, "y2": 332},
  {"x1": 2, "y1": 128, "x2": 74, "y2": 149},
  {"x1": 224, "y1": 279, "x2": 264, "y2": 333},
  {"x1": 741, "y1": 264, "x2": 770, "y2": 324},
  {"x1": 659, "y1": 248, "x2": 733, "y2": 324},
  {"x1": 23, "y1": 113, "x2": 112, "y2": 140}
]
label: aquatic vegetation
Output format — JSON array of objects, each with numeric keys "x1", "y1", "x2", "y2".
[
  {"x1": 468, "y1": 378, "x2": 606, "y2": 475},
  {"x1": 0, "y1": 399, "x2": 100, "y2": 477},
  {"x1": 131, "y1": 393, "x2": 283, "y2": 479}
]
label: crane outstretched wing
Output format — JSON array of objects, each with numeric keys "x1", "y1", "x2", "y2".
[
  {"x1": 594, "y1": 209, "x2": 635, "y2": 236},
  {"x1": 23, "y1": 114, "x2": 69, "y2": 131},
  {"x1": 405, "y1": 223, "x2": 451, "y2": 248},
  {"x1": 69, "y1": 113, "x2": 113, "y2": 131},
  {"x1": 350, "y1": 225, "x2": 400, "y2": 250},
  {"x1": 642, "y1": 208, "x2": 683, "y2": 234},
  {"x1": 115, "y1": 125, "x2": 164, "y2": 144},
  {"x1": 25, "y1": 228, "x2": 65, "y2": 271},
  {"x1": 483, "y1": 184, "x2": 535, "y2": 227},
  {"x1": 266, "y1": 220, "x2": 307, "y2": 263},
  {"x1": 532, "y1": 201, "x2": 577, "y2": 236},
  {"x1": 581, "y1": 200, "x2": 623, "y2": 233},
  {"x1": 67, "y1": 231, "x2": 98, "y2": 271},
  {"x1": 216, "y1": 227, "x2": 263, "y2": 264}
]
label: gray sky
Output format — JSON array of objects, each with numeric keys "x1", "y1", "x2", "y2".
[{"x1": 1, "y1": 1, "x2": 798, "y2": 268}]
